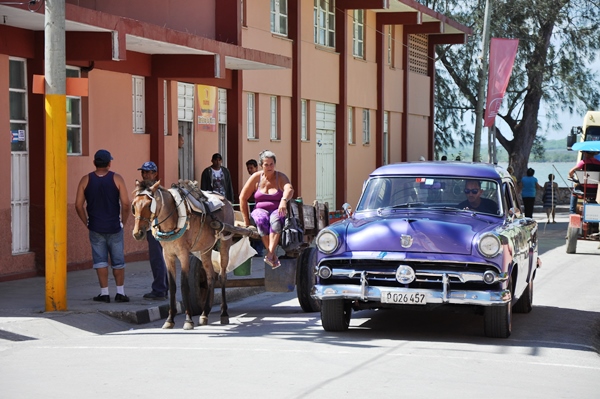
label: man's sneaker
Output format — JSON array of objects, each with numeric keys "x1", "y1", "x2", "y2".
[
  {"x1": 143, "y1": 292, "x2": 167, "y2": 300},
  {"x1": 114, "y1": 293, "x2": 130, "y2": 303},
  {"x1": 93, "y1": 294, "x2": 110, "y2": 303}
]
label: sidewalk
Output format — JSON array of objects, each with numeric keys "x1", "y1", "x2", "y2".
[{"x1": 0, "y1": 255, "x2": 268, "y2": 327}]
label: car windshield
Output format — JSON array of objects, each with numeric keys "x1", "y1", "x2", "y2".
[{"x1": 356, "y1": 176, "x2": 502, "y2": 215}]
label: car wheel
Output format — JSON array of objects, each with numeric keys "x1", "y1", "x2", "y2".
[
  {"x1": 296, "y1": 247, "x2": 321, "y2": 313},
  {"x1": 321, "y1": 299, "x2": 351, "y2": 332},
  {"x1": 513, "y1": 279, "x2": 533, "y2": 314},
  {"x1": 484, "y1": 302, "x2": 512, "y2": 338},
  {"x1": 566, "y1": 226, "x2": 579, "y2": 254},
  {"x1": 186, "y1": 255, "x2": 212, "y2": 317}
]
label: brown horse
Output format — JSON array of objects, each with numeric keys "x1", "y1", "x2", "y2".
[{"x1": 131, "y1": 180, "x2": 234, "y2": 330}]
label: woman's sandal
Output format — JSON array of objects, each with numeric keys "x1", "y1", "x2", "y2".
[
  {"x1": 263, "y1": 256, "x2": 274, "y2": 267},
  {"x1": 264, "y1": 255, "x2": 281, "y2": 269},
  {"x1": 271, "y1": 257, "x2": 281, "y2": 269}
]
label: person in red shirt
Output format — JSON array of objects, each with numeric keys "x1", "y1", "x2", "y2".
[{"x1": 568, "y1": 151, "x2": 600, "y2": 213}]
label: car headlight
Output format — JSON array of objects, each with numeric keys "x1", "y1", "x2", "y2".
[
  {"x1": 316, "y1": 229, "x2": 339, "y2": 254},
  {"x1": 478, "y1": 233, "x2": 501, "y2": 258}
]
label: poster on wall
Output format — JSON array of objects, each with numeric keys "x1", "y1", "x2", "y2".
[{"x1": 196, "y1": 85, "x2": 217, "y2": 132}]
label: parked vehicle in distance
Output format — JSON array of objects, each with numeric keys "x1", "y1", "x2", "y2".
[{"x1": 312, "y1": 162, "x2": 541, "y2": 338}]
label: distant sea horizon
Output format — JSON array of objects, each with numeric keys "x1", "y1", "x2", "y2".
[{"x1": 498, "y1": 162, "x2": 572, "y2": 187}]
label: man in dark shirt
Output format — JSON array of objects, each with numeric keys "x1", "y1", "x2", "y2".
[
  {"x1": 200, "y1": 153, "x2": 234, "y2": 203},
  {"x1": 457, "y1": 180, "x2": 499, "y2": 214},
  {"x1": 75, "y1": 149, "x2": 130, "y2": 303}
]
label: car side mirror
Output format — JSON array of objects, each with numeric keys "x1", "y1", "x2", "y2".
[
  {"x1": 567, "y1": 126, "x2": 582, "y2": 150},
  {"x1": 508, "y1": 207, "x2": 522, "y2": 219}
]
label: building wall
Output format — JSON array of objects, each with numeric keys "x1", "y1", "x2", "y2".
[
  {"x1": 239, "y1": 3, "x2": 434, "y2": 205},
  {"x1": 66, "y1": 0, "x2": 216, "y2": 39},
  {"x1": 407, "y1": 72, "x2": 431, "y2": 161},
  {"x1": 0, "y1": 0, "x2": 464, "y2": 280}
]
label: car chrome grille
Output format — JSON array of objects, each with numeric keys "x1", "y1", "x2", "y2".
[{"x1": 318, "y1": 259, "x2": 499, "y2": 290}]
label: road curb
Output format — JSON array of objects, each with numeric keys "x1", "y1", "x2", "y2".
[{"x1": 101, "y1": 286, "x2": 266, "y2": 324}]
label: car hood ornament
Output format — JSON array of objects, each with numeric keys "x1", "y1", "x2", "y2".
[{"x1": 401, "y1": 234, "x2": 413, "y2": 248}]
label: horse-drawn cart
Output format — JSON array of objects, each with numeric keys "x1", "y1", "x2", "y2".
[
  {"x1": 132, "y1": 178, "x2": 346, "y2": 328},
  {"x1": 187, "y1": 196, "x2": 338, "y2": 315}
]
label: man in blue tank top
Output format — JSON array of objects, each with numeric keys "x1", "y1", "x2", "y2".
[{"x1": 75, "y1": 149, "x2": 131, "y2": 303}]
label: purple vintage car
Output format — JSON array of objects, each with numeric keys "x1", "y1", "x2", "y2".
[{"x1": 311, "y1": 162, "x2": 541, "y2": 338}]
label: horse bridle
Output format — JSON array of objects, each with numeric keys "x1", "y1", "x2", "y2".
[{"x1": 134, "y1": 188, "x2": 179, "y2": 229}]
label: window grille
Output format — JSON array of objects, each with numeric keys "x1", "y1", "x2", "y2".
[
  {"x1": 362, "y1": 109, "x2": 370, "y2": 145},
  {"x1": 348, "y1": 106, "x2": 354, "y2": 144},
  {"x1": 408, "y1": 34, "x2": 429, "y2": 75},
  {"x1": 270, "y1": 96, "x2": 279, "y2": 140},
  {"x1": 301, "y1": 99, "x2": 308, "y2": 141},
  {"x1": 247, "y1": 93, "x2": 256, "y2": 139},
  {"x1": 132, "y1": 76, "x2": 145, "y2": 133}
]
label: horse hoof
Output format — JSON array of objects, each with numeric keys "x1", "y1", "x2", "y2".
[
  {"x1": 183, "y1": 322, "x2": 194, "y2": 330},
  {"x1": 220, "y1": 316, "x2": 229, "y2": 325},
  {"x1": 162, "y1": 322, "x2": 174, "y2": 329},
  {"x1": 199, "y1": 316, "x2": 208, "y2": 326}
]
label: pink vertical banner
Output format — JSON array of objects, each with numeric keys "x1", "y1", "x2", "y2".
[{"x1": 484, "y1": 38, "x2": 519, "y2": 127}]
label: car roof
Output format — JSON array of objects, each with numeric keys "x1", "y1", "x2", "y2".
[{"x1": 370, "y1": 161, "x2": 509, "y2": 180}]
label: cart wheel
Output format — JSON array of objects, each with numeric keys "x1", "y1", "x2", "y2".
[
  {"x1": 296, "y1": 247, "x2": 321, "y2": 313},
  {"x1": 321, "y1": 299, "x2": 351, "y2": 332},
  {"x1": 186, "y1": 255, "x2": 212, "y2": 316},
  {"x1": 566, "y1": 226, "x2": 579, "y2": 254}
]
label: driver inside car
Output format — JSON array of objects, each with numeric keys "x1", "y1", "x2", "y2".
[{"x1": 457, "y1": 180, "x2": 499, "y2": 214}]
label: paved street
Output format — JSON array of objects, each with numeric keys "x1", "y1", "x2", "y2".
[{"x1": 1, "y1": 206, "x2": 599, "y2": 398}]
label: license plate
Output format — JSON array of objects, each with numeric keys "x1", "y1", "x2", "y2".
[{"x1": 381, "y1": 291, "x2": 426, "y2": 305}]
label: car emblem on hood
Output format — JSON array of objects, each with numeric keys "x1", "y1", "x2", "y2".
[{"x1": 401, "y1": 234, "x2": 413, "y2": 248}]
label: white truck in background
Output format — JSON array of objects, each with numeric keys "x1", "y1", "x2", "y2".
[
  {"x1": 565, "y1": 110, "x2": 600, "y2": 253},
  {"x1": 567, "y1": 111, "x2": 600, "y2": 151}
]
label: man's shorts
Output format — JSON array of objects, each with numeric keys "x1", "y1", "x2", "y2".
[{"x1": 89, "y1": 229, "x2": 125, "y2": 269}]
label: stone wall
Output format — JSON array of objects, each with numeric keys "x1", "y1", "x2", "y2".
[{"x1": 530, "y1": 187, "x2": 571, "y2": 205}]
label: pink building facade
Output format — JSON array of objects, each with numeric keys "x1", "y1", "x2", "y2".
[{"x1": 0, "y1": 0, "x2": 470, "y2": 280}]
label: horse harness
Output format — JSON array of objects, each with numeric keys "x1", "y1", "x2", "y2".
[{"x1": 135, "y1": 182, "x2": 228, "y2": 248}]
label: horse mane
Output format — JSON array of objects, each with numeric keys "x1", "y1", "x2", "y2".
[{"x1": 133, "y1": 179, "x2": 161, "y2": 196}]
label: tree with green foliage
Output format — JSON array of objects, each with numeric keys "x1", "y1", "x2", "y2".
[{"x1": 424, "y1": 0, "x2": 600, "y2": 179}]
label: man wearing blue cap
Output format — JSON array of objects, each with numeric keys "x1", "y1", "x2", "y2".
[
  {"x1": 138, "y1": 161, "x2": 168, "y2": 300},
  {"x1": 75, "y1": 149, "x2": 130, "y2": 303}
]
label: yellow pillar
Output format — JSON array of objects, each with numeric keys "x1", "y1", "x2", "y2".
[{"x1": 45, "y1": 94, "x2": 67, "y2": 311}]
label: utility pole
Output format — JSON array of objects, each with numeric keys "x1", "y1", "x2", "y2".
[
  {"x1": 45, "y1": 0, "x2": 67, "y2": 311},
  {"x1": 473, "y1": 0, "x2": 492, "y2": 162}
]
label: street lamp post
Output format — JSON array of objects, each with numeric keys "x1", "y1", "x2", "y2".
[
  {"x1": 45, "y1": 0, "x2": 67, "y2": 311},
  {"x1": 473, "y1": 0, "x2": 492, "y2": 163}
]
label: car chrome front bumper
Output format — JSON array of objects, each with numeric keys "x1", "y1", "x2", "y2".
[{"x1": 313, "y1": 284, "x2": 511, "y2": 306}]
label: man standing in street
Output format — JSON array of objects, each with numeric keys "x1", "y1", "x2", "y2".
[
  {"x1": 75, "y1": 149, "x2": 131, "y2": 303},
  {"x1": 138, "y1": 161, "x2": 169, "y2": 300},
  {"x1": 201, "y1": 153, "x2": 234, "y2": 203}
]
